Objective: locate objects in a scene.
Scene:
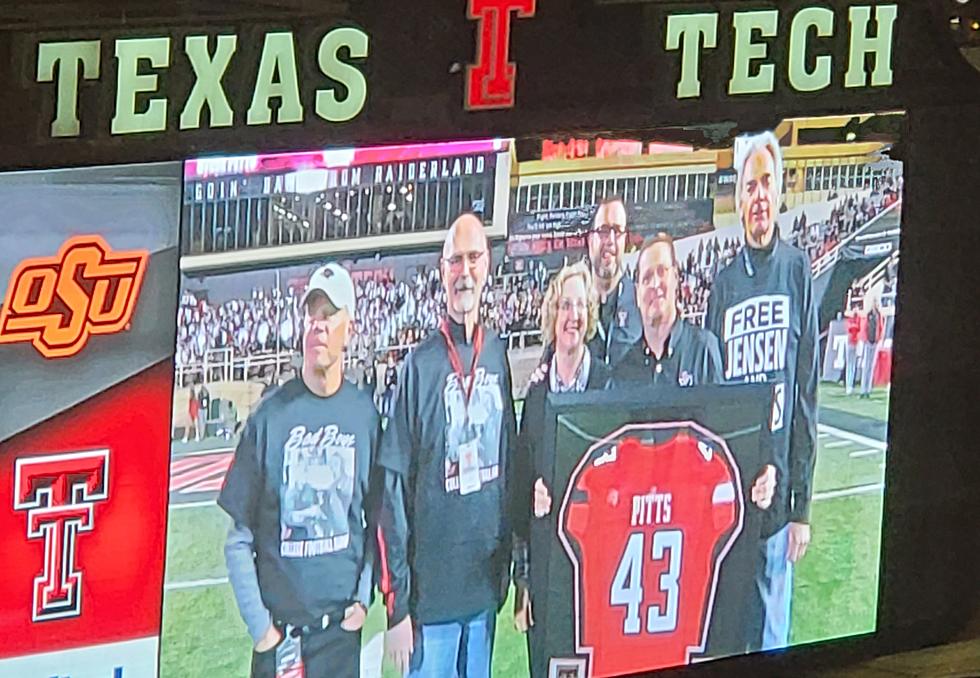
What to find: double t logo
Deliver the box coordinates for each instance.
[13,450,110,622]
[466,0,537,110]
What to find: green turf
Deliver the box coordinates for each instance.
[161,585,252,678]
[164,505,229,582]
[790,492,884,646]
[818,383,891,422]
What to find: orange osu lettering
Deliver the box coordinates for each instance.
[0,235,148,358]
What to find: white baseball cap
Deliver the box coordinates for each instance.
[301,263,356,319]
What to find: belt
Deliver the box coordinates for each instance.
[277,605,349,638]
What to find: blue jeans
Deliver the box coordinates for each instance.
[860,341,879,395]
[844,343,858,394]
[409,608,495,678]
[757,524,794,650]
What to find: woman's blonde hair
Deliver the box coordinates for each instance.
[540,261,600,348]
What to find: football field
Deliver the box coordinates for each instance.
[160,383,888,678]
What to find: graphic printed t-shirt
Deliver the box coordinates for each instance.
[559,427,742,677]
[378,319,517,623]
[219,378,380,625]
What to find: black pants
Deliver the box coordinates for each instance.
[250,624,360,678]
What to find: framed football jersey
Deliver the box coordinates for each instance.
[528,385,771,678]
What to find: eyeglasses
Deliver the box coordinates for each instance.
[444,250,486,272]
[558,298,587,314]
[591,224,627,242]
[641,264,675,283]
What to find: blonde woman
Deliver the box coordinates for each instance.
[512,261,610,678]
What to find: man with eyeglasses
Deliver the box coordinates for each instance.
[586,196,643,367]
[219,262,381,678]
[612,234,724,389]
[378,212,518,677]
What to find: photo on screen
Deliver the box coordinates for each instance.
[162,115,902,678]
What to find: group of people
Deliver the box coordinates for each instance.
[676,236,742,321]
[176,257,549,394]
[175,287,299,375]
[789,190,890,263]
[843,283,887,399]
[218,130,820,678]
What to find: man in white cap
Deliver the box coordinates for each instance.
[220,262,382,678]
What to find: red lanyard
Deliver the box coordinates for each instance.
[439,318,484,412]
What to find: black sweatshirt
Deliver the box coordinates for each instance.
[376,318,518,626]
[705,232,819,534]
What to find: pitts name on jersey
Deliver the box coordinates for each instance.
[722,295,790,382]
[630,489,673,526]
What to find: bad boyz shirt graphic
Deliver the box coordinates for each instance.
[444,367,503,494]
[280,424,357,558]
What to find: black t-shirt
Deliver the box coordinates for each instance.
[218,378,380,625]
[378,319,518,623]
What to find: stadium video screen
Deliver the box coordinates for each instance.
[160,114,902,678]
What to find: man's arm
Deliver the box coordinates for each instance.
[218,419,276,646]
[225,522,273,644]
[376,357,416,629]
[701,329,724,385]
[790,265,819,525]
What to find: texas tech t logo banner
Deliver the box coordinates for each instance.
[0,163,179,676]
[13,450,109,622]
[466,0,536,110]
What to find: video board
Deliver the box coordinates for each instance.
[157,113,902,678]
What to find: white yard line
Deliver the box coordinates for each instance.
[171,447,235,459]
[818,424,887,451]
[813,482,884,501]
[360,633,384,678]
[165,577,228,591]
[169,499,218,511]
[824,440,854,449]
[818,432,830,439]
[850,448,883,459]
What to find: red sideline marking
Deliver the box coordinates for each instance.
[377,525,394,619]
[170,453,233,494]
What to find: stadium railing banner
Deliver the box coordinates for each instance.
[160,114,903,678]
[0,163,183,677]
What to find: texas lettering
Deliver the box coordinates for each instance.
[35,27,370,138]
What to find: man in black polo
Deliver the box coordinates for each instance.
[586,196,643,367]
[613,234,776,514]
[612,234,723,388]
[219,263,380,678]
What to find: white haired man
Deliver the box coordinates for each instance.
[706,131,819,651]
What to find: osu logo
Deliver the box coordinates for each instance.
[13,449,110,622]
[0,235,148,358]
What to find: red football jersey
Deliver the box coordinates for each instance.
[558,424,743,677]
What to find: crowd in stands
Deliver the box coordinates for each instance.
[176,259,550,416]
[790,173,902,263]
[677,237,741,321]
